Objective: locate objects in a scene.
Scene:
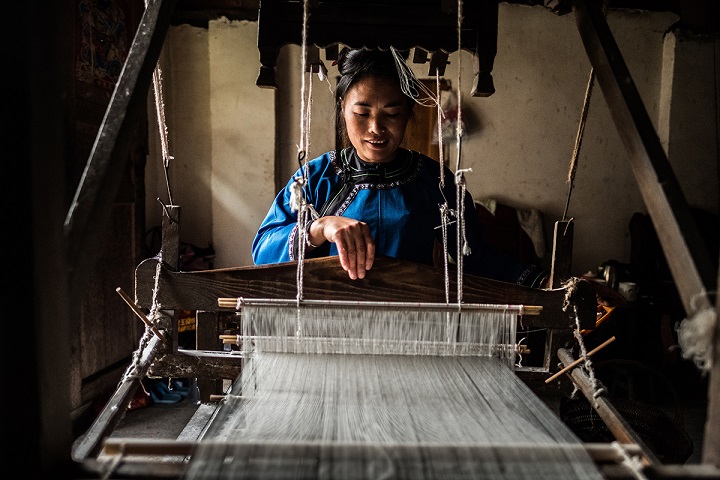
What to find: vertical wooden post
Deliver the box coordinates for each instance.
[161,205,181,353]
[549,220,574,289]
[196,311,224,402]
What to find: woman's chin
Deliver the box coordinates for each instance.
[359,148,395,163]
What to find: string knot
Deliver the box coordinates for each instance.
[289,176,306,213]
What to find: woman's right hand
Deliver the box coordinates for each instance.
[308,216,375,280]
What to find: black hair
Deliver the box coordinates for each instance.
[334,48,416,149]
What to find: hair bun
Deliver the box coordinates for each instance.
[336,47,351,75]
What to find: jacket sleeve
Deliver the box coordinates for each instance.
[251,175,303,264]
[252,154,337,264]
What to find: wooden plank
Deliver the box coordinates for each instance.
[160,205,182,353]
[134,256,574,327]
[572,0,716,317]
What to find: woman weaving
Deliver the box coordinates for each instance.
[252,47,547,287]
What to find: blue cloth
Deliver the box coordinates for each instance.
[252,148,546,287]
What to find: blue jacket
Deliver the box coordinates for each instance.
[252,148,546,287]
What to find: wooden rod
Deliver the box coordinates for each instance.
[102,438,634,461]
[545,335,615,383]
[116,287,167,344]
[219,335,530,354]
[218,297,541,315]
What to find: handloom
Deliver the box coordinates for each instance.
[67,0,720,476]
[181,299,604,480]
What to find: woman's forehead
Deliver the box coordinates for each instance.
[345,76,406,105]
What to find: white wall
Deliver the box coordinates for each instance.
[147,20,275,267]
[148,5,718,277]
[147,24,213,250]
[208,19,275,268]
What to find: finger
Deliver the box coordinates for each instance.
[344,239,359,280]
[354,225,373,279]
[362,224,375,271]
[355,244,366,279]
[335,233,358,280]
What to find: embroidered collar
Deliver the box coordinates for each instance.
[333,148,420,186]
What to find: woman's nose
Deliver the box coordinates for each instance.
[369,116,385,133]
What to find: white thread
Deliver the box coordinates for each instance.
[390,47,439,108]
[292,0,313,305]
[436,72,446,187]
[614,442,649,480]
[439,203,453,304]
[185,303,604,480]
[676,291,717,372]
[562,277,601,404]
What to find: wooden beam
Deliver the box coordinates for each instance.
[134,256,571,325]
[71,332,166,461]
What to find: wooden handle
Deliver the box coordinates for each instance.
[116,287,167,344]
[545,336,616,383]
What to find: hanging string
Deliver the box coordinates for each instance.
[298,0,310,164]
[436,73,446,188]
[562,0,607,221]
[436,72,453,306]
[562,277,604,405]
[143,0,176,358]
[391,47,440,108]
[293,0,310,307]
[454,0,468,306]
[562,69,594,221]
[290,0,321,310]
[145,0,174,206]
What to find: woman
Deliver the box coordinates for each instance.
[252,47,547,287]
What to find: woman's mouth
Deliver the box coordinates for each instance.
[365,139,388,148]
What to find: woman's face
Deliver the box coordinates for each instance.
[341,76,411,163]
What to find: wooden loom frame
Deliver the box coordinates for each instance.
[67,0,720,478]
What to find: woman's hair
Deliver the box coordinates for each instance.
[334,48,416,149]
